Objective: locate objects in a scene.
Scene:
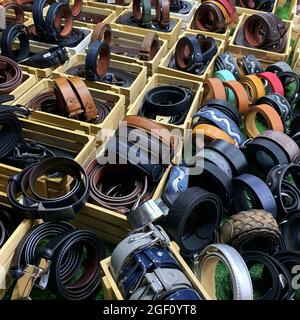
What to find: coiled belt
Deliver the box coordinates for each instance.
[11,222,105,300]
[2,0,25,24]
[7,157,90,222]
[0,206,21,249]
[237,0,275,12]
[0,55,23,93]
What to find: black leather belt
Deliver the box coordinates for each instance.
[139,85,192,125]
[1,24,29,62]
[273,251,300,276]
[242,251,294,300]
[240,54,264,75]
[32,0,55,35]
[215,51,241,80]
[280,212,300,252]
[7,157,90,222]
[23,46,69,69]
[11,222,106,300]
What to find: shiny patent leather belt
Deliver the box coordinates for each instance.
[7,157,90,222]
[11,222,105,300]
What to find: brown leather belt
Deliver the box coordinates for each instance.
[241,75,266,105]
[91,22,112,44]
[223,80,249,114]
[202,78,227,103]
[0,55,23,93]
[2,0,24,24]
[139,32,159,61]
[236,13,287,53]
[155,0,170,28]
[68,0,82,17]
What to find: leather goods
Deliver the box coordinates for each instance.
[91,23,112,44]
[67,0,82,17]
[202,78,226,102]
[192,123,235,146]
[193,106,245,146]
[241,75,266,105]
[273,251,300,278]
[266,164,300,221]
[133,0,152,26]
[11,222,105,300]
[32,0,56,36]
[239,54,264,75]
[2,0,24,24]
[174,35,217,75]
[0,206,20,248]
[242,251,294,300]
[266,62,292,74]
[0,55,22,94]
[23,46,69,68]
[198,99,241,125]
[237,0,275,12]
[220,209,280,253]
[215,51,241,80]
[241,138,290,179]
[155,0,170,28]
[204,148,233,178]
[44,2,73,40]
[258,72,284,96]
[189,160,233,212]
[159,186,223,257]
[198,244,253,300]
[223,80,249,114]
[244,104,284,138]
[280,212,300,252]
[277,71,300,106]
[236,13,287,53]
[256,94,291,125]
[1,23,29,62]
[140,85,191,125]
[213,70,236,104]
[85,40,110,81]
[258,130,300,163]
[53,77,83,118]
[139,32,159,61]
[7,157,90,221]
[232,174,277,218]
[207,139,248,176]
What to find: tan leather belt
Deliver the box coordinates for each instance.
[241,75,266,105]
[203,78,227,103]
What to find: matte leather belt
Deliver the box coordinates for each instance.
[266,62,292,74]
[232,174,278,218]
[204,148,233,178]
[241,138,289,179]
[215,51,241,80]
[241,75,266,105]
[139,32,159,61]
[133,0,152,26]
[239,54,264,75]
[85,40,110,81]
[266,164,300,221]
[32,0,55,35]
[7,157,90,221]
[280,213,300,252]
[91,22,112,44]
[202,78,226,102]
[235,13,287,53]
[140,85,192,125]
[0,24,29,62]
[220,209,280,253]
[213,70,236,104]
[223,80,249,114]
[11,222,105,300]
[244,104,284,138]
[155,0,170,28]
[242,251,294,300]
[0,206,19,249]
[174,35,217,75]
[273,251,300,279]
[258,72,284,96]
[23,46,69,69]
[198,244,253,300]
[237,0,275,12]
[2,0,25,24]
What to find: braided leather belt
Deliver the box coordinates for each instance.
[235,13,287,53]
[198,244,253,300]
[11,222,105,300]
[7,157,90,222]
[220,209,280,253]
[0,55,23,93]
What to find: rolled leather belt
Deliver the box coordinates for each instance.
[213,70,236,104]
[0,23,29,62]
[198,244,253,300]
[280,212,300,252]
[0,55,23,93]
[155,0,170,28]
[139,32,160,61]
[7,157,90,222]
[273,250,300,278]
[220,209,280,253]
[266,164,300,221]
[214,51,241,80]
[91,22,112,45]
[242,251,294,300]
[237,0,275,12]
[266,61,292,74]
[2,0,25,24]
[236,13,287,53]
[202,78,226,102]
[223,80,249,114]
[277,71,300,106]
[32,0,56,36]
[239,54,264,75]
[0,206,19,249]
[244,104,284,138]
[85,40,110,81]
[258,72,284,96]
[241,75,266,105]
[133,0,152,26]
[232,174,277,218]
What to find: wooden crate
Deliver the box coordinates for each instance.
[73,5,116,28]
[100,241,211,300]
[89,29,168,77]
[85,0,133,16]
[111,9,182,49]
[14,78,125,136]
[158,31,225,82]
[53,54,147,106]
[6,72,37,105]
[126,73,203,136]
[0,192,38,299]
[228,14,292,62]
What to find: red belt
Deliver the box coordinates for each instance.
[258,72,284,96]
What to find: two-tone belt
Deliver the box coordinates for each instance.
[258,72,285,96]
[7,157,90,222]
